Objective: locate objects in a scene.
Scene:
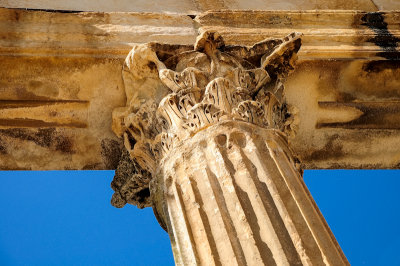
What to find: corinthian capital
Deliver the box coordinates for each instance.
[111,31,302,209]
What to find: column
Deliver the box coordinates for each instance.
[111,31,349,265]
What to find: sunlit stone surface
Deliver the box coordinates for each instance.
[112,31,348,265]
[0,2,399,265]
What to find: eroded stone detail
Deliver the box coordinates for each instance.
[110,31,350,265]
[111,31,302,208]
[111,149,152,209]
[159,121,349,265]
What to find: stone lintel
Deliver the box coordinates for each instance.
[0,8,399,170]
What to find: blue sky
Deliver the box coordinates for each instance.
[0,170,399,265]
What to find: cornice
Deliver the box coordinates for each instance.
[0,8,399,60]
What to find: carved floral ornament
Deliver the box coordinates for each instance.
[110,31,302,209]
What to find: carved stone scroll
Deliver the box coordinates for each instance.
[111,31,349,265]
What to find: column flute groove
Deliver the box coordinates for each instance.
[214,139,289,265]
[203,165,247,266]
[206,140,269,265]
[184,176,222,266]
[265,138,348,264]
[236,147,303,265]
[248,137,324,265]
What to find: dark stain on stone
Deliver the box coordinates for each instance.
[54,135,73,153]
[304,161,390,170]
[14,11,20,21]
[0,138,7,154]
[0,99,89,110]
[147,61,157,71]
[0,118,87,128]
[101,138,122,169]
[336,92,357,102]
[305,134,344,161]
[82,163,102,170]
[0,165,32,170]
[11,7,84,13]
[318,101,400,129]
[361,12,400,60]
[0,128,75,154]
[362,60,400,73]
[268,15,292,26]
[28,80,43,90]
[15,87,55,101]
[0,128,55,148]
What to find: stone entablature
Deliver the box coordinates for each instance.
[1,8,399,172]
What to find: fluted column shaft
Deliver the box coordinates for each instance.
[158,121,348,266]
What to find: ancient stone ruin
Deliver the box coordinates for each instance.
[1,1,399,265]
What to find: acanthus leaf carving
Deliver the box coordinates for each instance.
[111,31,302,208]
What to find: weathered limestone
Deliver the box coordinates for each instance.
[0,8,196,170]
[199,10,400,169]
[111,31,348,265]
[1,8,399,171]
[160,121,348,265]
[0,5,399,265]
[0,0,390,13]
